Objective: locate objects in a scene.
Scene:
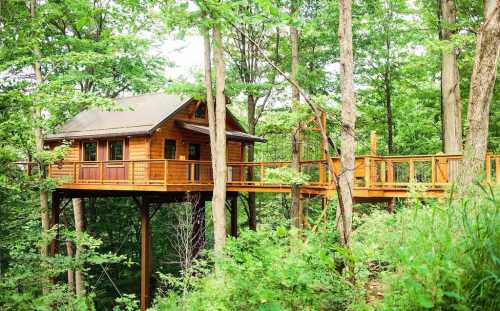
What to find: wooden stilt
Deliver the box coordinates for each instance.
[140,198,151,311]
[387,198,395,213]
[230,195,238,237]
[50,191,61,256]
[191,195,205,258]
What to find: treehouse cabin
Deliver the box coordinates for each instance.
[45,93,265,190]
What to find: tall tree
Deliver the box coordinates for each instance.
[460,0,500,187]
[337,0,355,246]
[212,24,228,258]
[72,198,85,296]
[29,0,50,294]
[440,0,462,154]
[290,0,303,229]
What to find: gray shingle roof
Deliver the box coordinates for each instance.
[45,93,193,141]
[45,93,265,143]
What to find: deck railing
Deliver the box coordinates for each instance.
[13,154,499,190]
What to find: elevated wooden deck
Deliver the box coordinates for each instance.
[18,153,499,201]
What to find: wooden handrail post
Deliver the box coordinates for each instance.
[485,154,491,184]
[387,160,394,185]
[431,156,436,189]
[364,157,371,188]
[131,161,135,185]
[380,160,386,186]
[100,161,104,184]
[73,162,76,183]
[164,160,168,188]
[190,163,195,183]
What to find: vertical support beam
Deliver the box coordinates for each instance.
[50,191,61,256]
[485,154,491,183]
[99,161,104,184]
[387,160,394,185]
[409,159,415,182]
[370,130,377,156]
[431,156,436,189]
[380,161,386,186]
[140,199,151,311]
[364,157,371,188]
[230,194,238,237]
[387,198,395,213]
[191,194,205,258]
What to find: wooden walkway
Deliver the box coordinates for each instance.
[19,153,499,201]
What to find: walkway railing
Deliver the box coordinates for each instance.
[14,154,499,190]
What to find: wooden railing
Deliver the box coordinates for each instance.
[13,154,499,190]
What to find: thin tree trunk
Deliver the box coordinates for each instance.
[30,0,50,295]
[212,25,227,259]
[62,212,75,294]
[73,198,86,296]
[460,0,500,189]
[337,0,355,247]
[247,95,257,230]
[384,36,394,154]
[441,0,462,154]
[290,0,303,229]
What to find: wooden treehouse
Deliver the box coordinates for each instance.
[20,93,498,310]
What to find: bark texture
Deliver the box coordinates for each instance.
[441,0,462,154]
[460,0,500,188]
[72,198,86,296]
[30,0,50,294]
[290,1,303,229]
[212,26,227,258]
[337,0,356,247]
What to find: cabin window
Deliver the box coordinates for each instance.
[83,142,97,161]
[108,140,124,161]
[164,139,176,159]
[194,105,206,119]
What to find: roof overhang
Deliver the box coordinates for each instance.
[176,121,266,143]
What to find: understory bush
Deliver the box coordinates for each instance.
[353,186,500,310]
[152,227,354,311]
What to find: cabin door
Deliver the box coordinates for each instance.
[188,143,201,181]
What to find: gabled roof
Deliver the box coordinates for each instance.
[45,93,263,143]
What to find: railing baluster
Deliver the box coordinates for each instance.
[100,161,104,184]
[163,160,168,190]
[496,156,499,184]
[260,164,264,185]
[73,162,76,183]
[485,154,491,184]
[409,159,415,182]
[380,160,386,186]
[431,156,436,189]
[364,157,371,188]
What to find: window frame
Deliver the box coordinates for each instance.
[107,139,125,161]
[82,141,98,162]
[164,139,177,160]
[194,105,206,119]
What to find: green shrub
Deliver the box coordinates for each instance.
[153,227,354,310]
[353,187,500,310]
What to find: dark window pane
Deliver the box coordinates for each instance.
[164,139,176,159]
[195,105,206,118]
[109,140,123,160]
[83,142,97,161]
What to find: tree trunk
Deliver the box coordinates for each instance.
[441,0,462,154]
[337,0,355,247]
[30,0,50,294]
[290,1,303,229]
[247,95,257,230]
[384,37,394,154]
[62,212,75,294]
[73,198,86,296]
[460,0,500,189]
[212,25,227,259]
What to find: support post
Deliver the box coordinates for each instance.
[230,194,238,237]
[50,191,61,256]
[191,195,205,258]
[140,199,151,311]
